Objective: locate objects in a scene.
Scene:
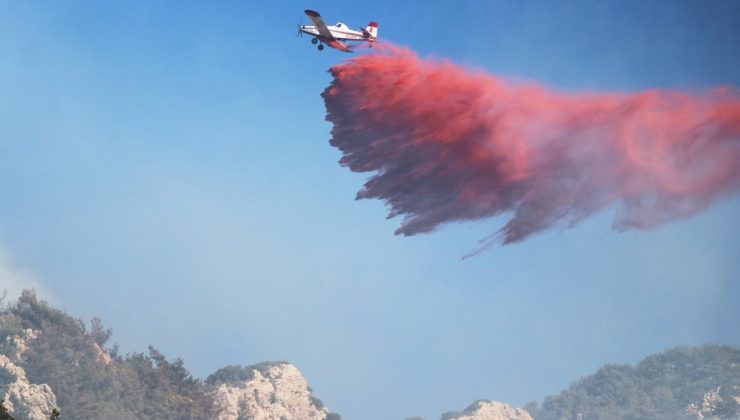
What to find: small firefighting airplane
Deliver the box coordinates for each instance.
[298,9,378,52]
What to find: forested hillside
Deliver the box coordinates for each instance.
[533,345,740,420]
[0,290,207,419]
[0,290,338,420]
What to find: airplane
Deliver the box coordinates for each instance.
[298,9,378,53]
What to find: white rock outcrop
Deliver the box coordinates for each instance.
[686,386,740,419]
[0,354,58,420]
[93,342,112,366]
[3,329,40,362]
[207,362,330,420]
[444,400,533,420]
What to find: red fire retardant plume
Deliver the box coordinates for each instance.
[322,45,740,255]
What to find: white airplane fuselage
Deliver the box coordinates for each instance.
[299,23,366,42]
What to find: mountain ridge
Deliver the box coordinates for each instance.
[1,290,738,420]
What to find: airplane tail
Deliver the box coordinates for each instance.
[363,21,378,40]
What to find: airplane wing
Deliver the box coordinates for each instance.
[327,40,353,53]
[304,10,336,41]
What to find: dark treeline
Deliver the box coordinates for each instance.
[530,345,740,420]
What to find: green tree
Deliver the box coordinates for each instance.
[89,317,112,348]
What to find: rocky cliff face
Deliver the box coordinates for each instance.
[442,400,532,420]
[206,362,333,420]
[0,330,58,420]
[2,329,40,363]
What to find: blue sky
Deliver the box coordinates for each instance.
[1,1,739,419]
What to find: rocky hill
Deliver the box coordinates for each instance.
[0,290,338,420]
[533,345,740,420]
[441,346,740,420]
[2,290,739,420]
[207,362,335,420]
[440,400,532,420]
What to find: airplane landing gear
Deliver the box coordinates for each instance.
[318,44,324,51]
[311,38,318,45]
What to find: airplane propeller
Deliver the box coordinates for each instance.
[296,17,305,38]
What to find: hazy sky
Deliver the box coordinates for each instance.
[1,1,739,419]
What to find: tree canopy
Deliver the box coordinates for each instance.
[1,290,207,419]
[536,345,740,420]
